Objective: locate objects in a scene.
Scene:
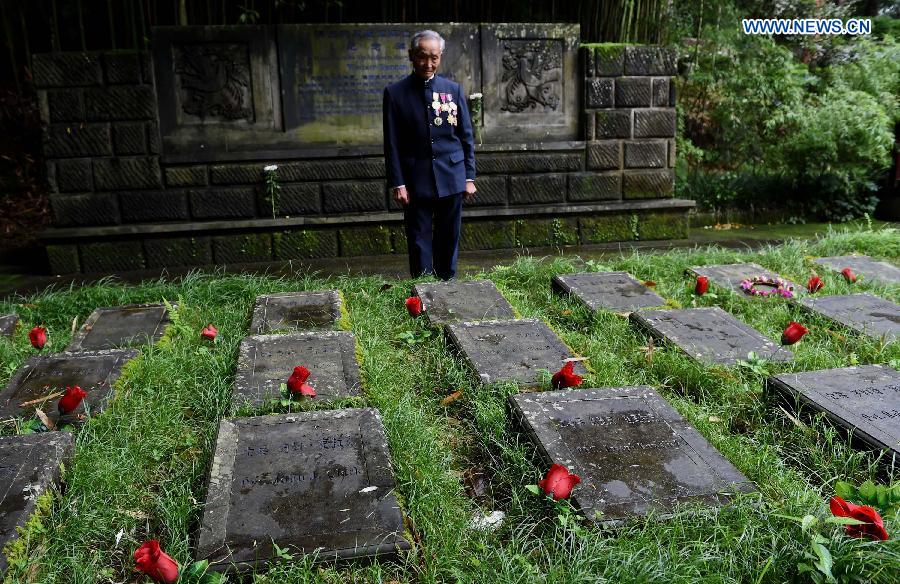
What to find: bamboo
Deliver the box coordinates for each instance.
[108,0,117,49]
[0,0,20,92]
[77,0,87,50]
[179,0,187,25]
[17,1,30,74]
[50,0,60,51]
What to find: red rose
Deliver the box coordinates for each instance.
[134,540,179,583]
[695,276,709,295]
[287,365,316,397]
[58,385,87,414]
[841,267,857,283]
[551,361,583,389]
[538,463,581,500]
[405,296,423,317]
[829,496,889,541]
[807,276,824,293]
[28,326,47,350]
[200,324,218,340]
[781,321,809,345]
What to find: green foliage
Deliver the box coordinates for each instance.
[835,480,900,517]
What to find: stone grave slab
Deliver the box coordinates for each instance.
[196,408,410,572]
[798,294,900,342]
[813,256,900,285]
[687,263,800,297]
[412,280,515,326]
[233,331,361,408]
[510,386,756,524]
[767,365,900,460]
[445,318,586,386]
[0,315,18,337]
[552,271,666,314]
[67,303,170,351]
[630,307,793,365]
[0,349,137,425]
[249,290,343,334]
[0,432,75,573]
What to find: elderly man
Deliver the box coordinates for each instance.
[383,29,476,280]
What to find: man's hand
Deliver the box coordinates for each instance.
[464,181,477,201]
[392,186,409,205]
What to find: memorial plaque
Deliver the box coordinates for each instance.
[0,433,75,573]
[0,315,18,337]
[630,307,793,365]
[510,386,755,524]
[67,304,170,351]
[767,365,900,460]
[687,263,800,297]
[813,256,900,285]
[196,408,410,572]
[233,331,361,408]
[250,290,343,334]
[0,349,137,424]
[445,318,586,386]
[412,280,515,326]
[552,271,665,314]
[798,294,900,342]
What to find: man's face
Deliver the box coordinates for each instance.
[409,37,442,79]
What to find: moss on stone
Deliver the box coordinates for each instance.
[579,214,635,243]
[340,226,392,256]
[639,212,689,241]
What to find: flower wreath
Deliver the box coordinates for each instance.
[739,275,794,298]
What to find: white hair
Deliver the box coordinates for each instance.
[410,30,445,53]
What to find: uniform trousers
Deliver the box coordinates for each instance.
[403,192,463,280]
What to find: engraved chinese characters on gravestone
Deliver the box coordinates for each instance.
[196,409,410,572]
[799,294,900,342]
[0,349,137,424]
[510,387,756,524]
[814,256,900,285]
[552,272,665,314]
[413,280,515,326]
[767,365,900,460]
[233,331,360,408]
[687,263,800,297]
[0,433,74,574]
[67,304,170,351]
[445,319,585,386]
[249,290,343,334]
[630,307,792,365]
[0,315,18,337]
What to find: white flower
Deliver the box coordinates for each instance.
[470,510,505,531]
[264,164,279,172]
[469,93,483,99]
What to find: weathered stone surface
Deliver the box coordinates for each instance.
[651,78,669,107]
[463,175,507,207]
[93,157,163,190]
[165,166,208,187]
[103,52,142,84]
[553,271,665,314]
[595,45,625,76]
[277,184,321,215]
[44,123,111,158]
[510,386,756,525]
[579,214,634,243]
[249,291,343,334]
[630,307,793,365]
[624,141,667,169]
[586,141,621,171]
[668,139,676,168]
[413,280,515,326]
[144,237,213,268]
[212,234,273,264]
[233,332,361,407]
[623,169,674,199]
[583,46,596,77]
[516,218,579,247]
[50,193,120,227]
[477,153,582,174]
[32,53,102,87]
[798,294,900,342]
[669,80,676,106]
[640,211,688,240]
[196,409,409,572]
[112,122,148,155]
[81,241,145,272]
[120,190,190,222]
[0,433,75,573]
[0,315,18,337]
[52,158,93,192]
[339,226,392,256]
[813,256,900,285]
[84,86,156,120]
[68,304,170,352]
[190,188,257,219]
[273,230,339,260]
[624,46,677,76]
[46,244,80,274]
[323,182,386,213]
[586,78,613,108]
[445,318,586,387]
[595,110,632,139]
[633,110,676,138]
[460,221,516,250]
[687,263,799,297]
[767,365,900,461]
[147,121,160,154]
[279,158,387,182]
[47,89,84,122]
[615,78,652,107]
[0,348,137,424]
[568,172,621,201]
[509,175,567,204]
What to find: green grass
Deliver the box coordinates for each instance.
[1,225,899,583]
